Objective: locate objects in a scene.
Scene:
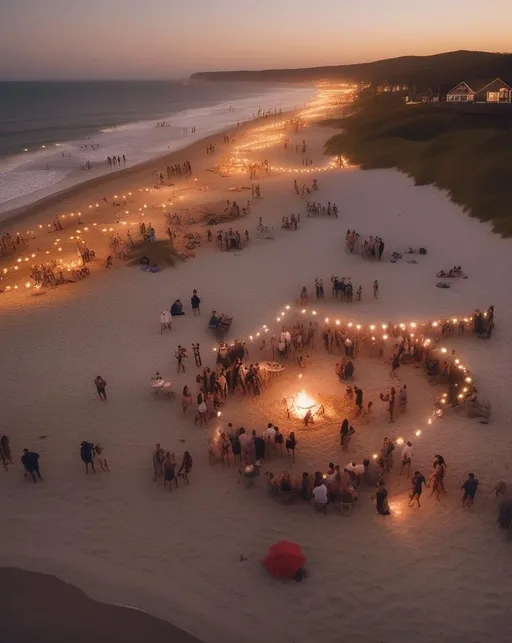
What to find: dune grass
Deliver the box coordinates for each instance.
[324,94,512,236]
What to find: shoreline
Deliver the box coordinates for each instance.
[0,128,232,229]
[0,127,226,230]
[0,83,316,221]
[0,108,304,234]
[0,103,316,296]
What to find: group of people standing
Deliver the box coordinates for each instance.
[216,228,249,251]
[211,423,297,467]
[164,160,192,181]
[106,154,126,169]
[306,201,338,217]
[152,444,193,491]
[80,441,109,474]
[345,230,385,260]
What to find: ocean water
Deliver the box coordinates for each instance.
[0,81,315,216]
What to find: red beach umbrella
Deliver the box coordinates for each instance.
[262,541,306,580]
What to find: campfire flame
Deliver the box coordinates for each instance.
[295,390,316,410]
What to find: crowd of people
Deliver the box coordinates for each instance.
[216,228,249,250]
[293,178,318,197]
[259,428,479,515]
[345,230,385,260]
[284,138,307,155]
[105,155,126,169]
[2,230,35,254]
[437,308,494,339]
[282,214,299,230]
[152,444,193,491]
[306,201,338,217]
[27,260,92,287]
[298,277,379,305]
[7,295,493,524]
[209,423,297,468]
[162,160,193,181]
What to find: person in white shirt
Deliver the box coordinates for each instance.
[345,461,364,487]
[400,441,413,477]
[326,464,339,484]
[263,423,276,459]
[263,423,276,441]
[345,462,365,475]
[313,483,328,506]
[238,429,251,460]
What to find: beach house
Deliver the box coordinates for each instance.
[446,81,475,102]
[474,78,512,103]
[446,78,512,104]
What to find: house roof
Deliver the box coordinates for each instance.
[474,77,512,94]
[447,81,475,95]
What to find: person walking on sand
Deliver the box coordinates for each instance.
[163,451,178,492]
[409,470,426,507]
[80,441,96,474]
[379,437,395,473]
[182,385,193,414]
[340,418,353,451]
[375,479,390,515]
[461,472,479,508]
[178,451,193,483]
[354,386,363,416]
[373,280,379,299]
[429,454,447,500]
[192,343,202,367]
[195,392,209,427]
[160,311,170,334]
[390,354,400,380]
[380,387,396,422]
[94,443,110,472]
[94,375,107,400]
[0,441,9,471]
[0,435,13,466]
[21,449,43,483]
[175,346,187,373]
[191,289,201,316]
[400,441,413,477]
[153,443,165,481]
[286,431,297,463]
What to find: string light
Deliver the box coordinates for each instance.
[215,301,478,453]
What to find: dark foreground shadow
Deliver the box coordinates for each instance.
[0,567,203,643]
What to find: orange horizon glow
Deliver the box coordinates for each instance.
[1,0,511,80]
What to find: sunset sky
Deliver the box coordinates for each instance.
[1,0,511,80]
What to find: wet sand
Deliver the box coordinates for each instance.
[0,567,203,643]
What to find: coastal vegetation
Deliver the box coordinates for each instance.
[324,93,512,236]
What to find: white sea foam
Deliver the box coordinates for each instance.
[0,85,315,217]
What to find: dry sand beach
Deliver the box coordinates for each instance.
[1,88,512,643]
